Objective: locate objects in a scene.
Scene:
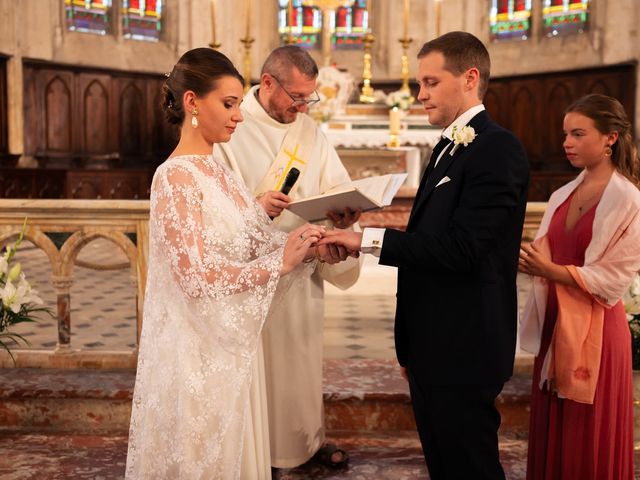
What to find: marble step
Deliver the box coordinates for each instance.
[0,360,532,435]
[0,429,531,480]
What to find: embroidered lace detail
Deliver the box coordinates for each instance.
[126,154,301,479]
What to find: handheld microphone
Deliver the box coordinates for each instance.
[269,167,300,219]
[279,167,300,195]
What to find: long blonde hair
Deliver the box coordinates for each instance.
[566,94,640,187]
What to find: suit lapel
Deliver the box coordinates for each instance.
[408,111,492,229]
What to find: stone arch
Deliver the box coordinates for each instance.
[59,230,137,280]
[0,227,61,276]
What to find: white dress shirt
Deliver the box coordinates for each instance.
[360,104,486,258]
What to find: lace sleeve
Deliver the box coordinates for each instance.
[152,162,285,300]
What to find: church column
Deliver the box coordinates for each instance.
[52,275,73,350]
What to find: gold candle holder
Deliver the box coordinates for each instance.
[399,37,413,96]
[359,31,375,103]
[240,37,255,94]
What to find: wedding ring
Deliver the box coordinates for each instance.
[300,234,305,240]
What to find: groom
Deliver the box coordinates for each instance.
[321,31,529,478]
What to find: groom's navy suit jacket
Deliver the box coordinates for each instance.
[380,111,529,386]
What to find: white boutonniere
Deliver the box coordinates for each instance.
[450,125,477,156]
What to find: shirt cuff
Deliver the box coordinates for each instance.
[361,228,385,257]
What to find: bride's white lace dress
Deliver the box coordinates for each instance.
[125,154,304,479]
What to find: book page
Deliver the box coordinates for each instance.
[326,173,408,205]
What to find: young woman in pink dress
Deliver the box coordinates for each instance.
[519,94,640,480]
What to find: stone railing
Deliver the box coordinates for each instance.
[0,199,149,368]
[0,199,547,368]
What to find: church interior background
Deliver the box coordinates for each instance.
[0,0,639,478]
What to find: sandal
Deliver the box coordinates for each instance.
[311,443,349,469]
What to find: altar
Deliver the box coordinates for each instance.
[321,108,442,230]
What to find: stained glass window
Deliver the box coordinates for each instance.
[279,0,322,47]
[332,0,369,49]
[489,0,532,41]
[543,0,590,37]
[122,0,163,42]
[65,0,113,36]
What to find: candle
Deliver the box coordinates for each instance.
[210,0,217,46]
[435,0,441,37]
[403,0,409,39]
[367,0,372,31]
[389,107,401,135]
[245,0,251,39]
[288,0,294,38]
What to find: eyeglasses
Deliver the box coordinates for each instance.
[271,75,320,108]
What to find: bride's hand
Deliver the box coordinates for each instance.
[281,224,325,275]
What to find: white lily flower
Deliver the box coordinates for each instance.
[17,274,42,305]
[7,262,21,282]
[0,256,7,278]
[1,280,23,314]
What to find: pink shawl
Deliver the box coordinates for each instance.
[520,170,640,404]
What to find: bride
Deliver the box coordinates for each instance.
[125,48,324,479]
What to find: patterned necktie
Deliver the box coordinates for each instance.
[415,136,450,201]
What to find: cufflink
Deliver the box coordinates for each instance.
[372,240,380,247]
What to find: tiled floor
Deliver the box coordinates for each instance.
[8,239,532,362]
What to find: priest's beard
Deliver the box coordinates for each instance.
[265,98,299,124]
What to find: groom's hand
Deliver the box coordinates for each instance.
[318,230,363,253]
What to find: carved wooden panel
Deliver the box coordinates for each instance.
[542,77,577,171]
[0,169,65,198]
[78,73,111,156]
[487,64,635,201]
[483,83,507,127]
[509,80,541,167]
[147,78,177,165]
[0,56,7,159]
[23,62,177,170]
[67,171,103,199]
[117,78,146,163]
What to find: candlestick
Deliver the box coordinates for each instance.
[359,30,375,103]
[403,0,409,40]
[285,0,295,44]
[240,37,255,94]
[209,0,221,49]
[245,0,251,40]
[399,37,413,96]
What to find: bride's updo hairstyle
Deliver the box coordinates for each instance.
[162,48,244,126]
[566,94,640,187]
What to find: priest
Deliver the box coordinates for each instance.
[215,45,361,469]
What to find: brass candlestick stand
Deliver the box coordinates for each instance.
[399,37,413,95]
[359,30,375,103]
[209,41,222,49]
[240,37,255,94]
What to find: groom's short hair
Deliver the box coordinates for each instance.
[418,31,491,99]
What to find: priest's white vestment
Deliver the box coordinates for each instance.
[215,86,360,467]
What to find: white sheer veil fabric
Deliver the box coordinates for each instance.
[126,154,307,479]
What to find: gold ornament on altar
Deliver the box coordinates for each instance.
[305,0,355,67]
[240,0,254,93]
[359,0,375,103]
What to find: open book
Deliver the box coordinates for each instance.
[287,173,408,222]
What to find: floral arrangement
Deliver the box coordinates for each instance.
[385,90,413,111]
[624,274,640,370]
[0,220,46,362]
